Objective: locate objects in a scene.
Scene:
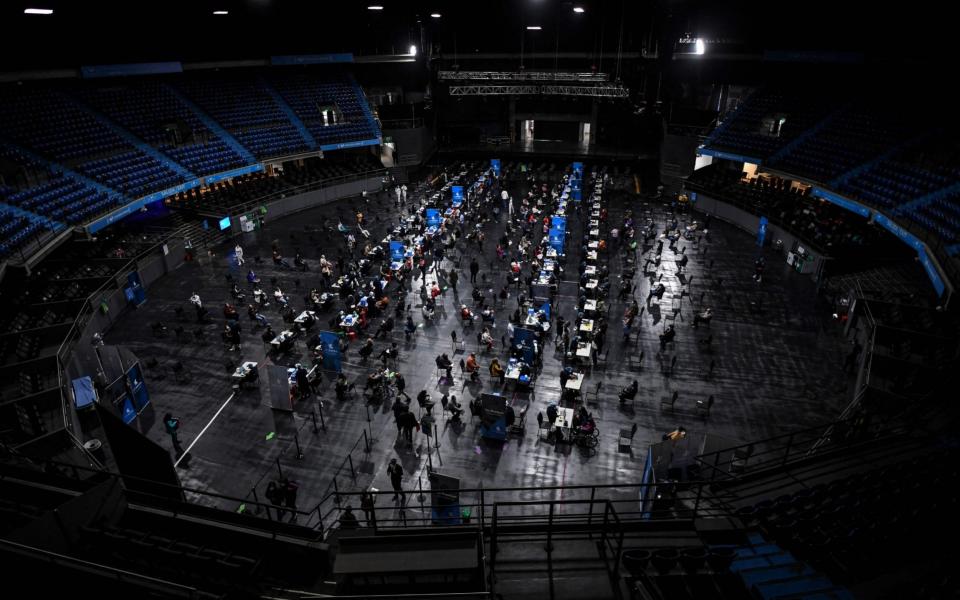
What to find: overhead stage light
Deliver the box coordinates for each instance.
[24,8,54,14]
[695,38,705,55]
[213,10,229,15]
[410,45,417,56]
[527,26,542,30]
[430,13,441,18]
[573,6,585,13]
[368,5,384,10]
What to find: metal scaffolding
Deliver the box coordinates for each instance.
[447,84,630,98]
[438,70,610,82]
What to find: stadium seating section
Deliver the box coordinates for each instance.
[0,68,381,254]
[702,88,960,248]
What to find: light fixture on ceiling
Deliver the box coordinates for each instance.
[695,38,705,55]
[573,6,585,13]
[213,10,229,15]
[24,8,53,14]
[368,5,384,10]
[527,26,542,30]
[410,45,417,56]
[430,13,441,18]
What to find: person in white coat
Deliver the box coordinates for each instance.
[235,244,244,266]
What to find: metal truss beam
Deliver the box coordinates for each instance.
[448,84,629,98]
[438,70,610,82]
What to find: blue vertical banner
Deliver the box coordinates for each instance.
[491,159,501,176]
[389,241,405,261]
[550,216,567,232]
[451,186,464,206]
[319,331,342,372]
[757,216,768,247]
[548,228,565,253]
[572,162,584,175]
[570,176,582,202]
[425,208,441,228]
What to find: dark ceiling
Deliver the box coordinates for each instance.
[0,0,944,72]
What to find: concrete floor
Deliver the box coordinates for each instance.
[104,164,852,522]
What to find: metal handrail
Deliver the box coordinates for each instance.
[219,168,388,218]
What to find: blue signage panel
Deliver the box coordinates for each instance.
[812,187,871,218]
[918,248,946,297]
[550,216,566,231]
[81,62,183,78]
[426,209,441,227]
[548,228,565,252]
[88,179,204,234]
[873,214,923,251]
[572,161,584,174]
[205,164,263,185]
[319,138,381,152]
[698,147,763,165]
[757,216,768,247]
[319,331,342,372]
[452,186,464,204]
[491,159,501,175]
[389,241,405,261]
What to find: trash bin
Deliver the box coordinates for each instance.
[83,439,106,465]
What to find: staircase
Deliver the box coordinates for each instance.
[259,79,317,150]
[723,533,852,600]
[162,84,257,165]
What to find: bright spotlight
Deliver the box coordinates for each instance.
[430,13,441,18]
[573,6,585,13]
[695,38,705,55]
[213,10,229,15]
[527,26,542,30]
[410,45,417,56]
[24,8,54,14]
[367,5,384,10]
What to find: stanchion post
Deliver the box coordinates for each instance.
[294,431,304,460]
[251,487,262,515]
[311,409,318,434]
[318,400,327,431]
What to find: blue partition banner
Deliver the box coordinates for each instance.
[572,188,582,201]
[81,62,183,78]
[426,208,441,227]
[271,53,355,65]
[572,162,584,174]
[873,213,924,251]
[88,179,203,234]
[452,186,464,204]
[491,159,501,176]
[319,331,342,372]
[539,301,551,319]
[319,137,381,151]
[513,327,538,364]
[120,397,137,424]
[812,188,871,218]
[757,216,768,247]
[919,248,946,297]
[548,228,565,252]
[389,241,405,261]
[205,163,263,185]
[550,216,566,232]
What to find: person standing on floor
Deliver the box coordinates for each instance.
[449,268,459,293]
[388,458,405,502]
[360,490,377,528]
[235,244,244,266]
[265,480,285,521]
[469,258,480,284]
[163,413,182,453]
[283,478,299,522]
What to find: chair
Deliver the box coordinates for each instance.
[538,413,552,441]
[730,444,753,473]
[660,391,678,411]
[586,381,602,404]
[618,423,638,450]
[696,395,714,416]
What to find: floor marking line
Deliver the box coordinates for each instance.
[174,392,235,468]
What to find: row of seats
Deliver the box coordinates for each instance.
[0,213,44,258]
[268,73,380,144]
[78,149,187,198]
[232,123,310,159]
[159,139,246,177]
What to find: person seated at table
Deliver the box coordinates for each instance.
[403,315,417,340]
[625,300,640,321]
[619,380,639,404]
[358,337,375,361]
[430,283,442,300]
[559,366,573,389]
[471,287,486,308]
[489,358,505,383]
[223,303,239,321]
[294,251,308,271]
[480,328,494,352]
[648,283,666,302]
[465,353,481,382]
[546,403,559,426]
[252,285,266,306]
[231,283,245,301]
[378,342,399,365]
[460,304,476,322]
[335,374,353,400]
[260,324,276,343]
[693,307,713,328]
[247,269,260,285]
[274,287,289,307]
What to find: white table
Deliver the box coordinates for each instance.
[588,241,599,250]
[583,299,598,312]
[339,314,359,328]
[564,374,584,391]
[270,331,294,347]
[579,319,594,333]
[232,361,258,379]
[585,279,599,290]
[554,407,574,437]
[575,343,593,358]
[294,310,316,325]
[589,229,600,238]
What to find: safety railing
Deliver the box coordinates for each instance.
[223,168,388,218]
